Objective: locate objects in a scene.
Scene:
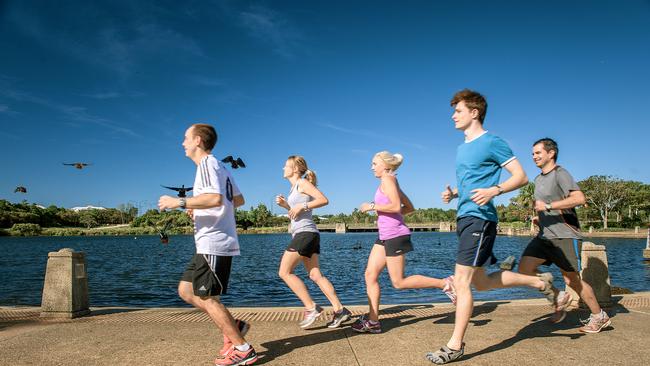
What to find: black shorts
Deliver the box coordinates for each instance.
[286,232,320,258]
[180,254,232,297]
[375,234,414,257]
[456,216,498,267]
[522,237,582,272]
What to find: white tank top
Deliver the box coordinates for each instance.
[287,179,318,235]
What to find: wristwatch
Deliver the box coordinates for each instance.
[179,198,187,209]
[369,202,376,210]
[495,184,504,195]
[545,202,552,212]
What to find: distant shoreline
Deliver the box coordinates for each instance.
[1,226,646,239]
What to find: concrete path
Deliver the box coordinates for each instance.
[1,293,649,365]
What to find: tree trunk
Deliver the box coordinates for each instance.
[616,211,620,222]
[603,207,608,229]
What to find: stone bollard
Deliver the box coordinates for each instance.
[439,221,452,232]
[335,223,348,234]
[635,226,639,234]
[566,242,612,309]
[40,248,90,318]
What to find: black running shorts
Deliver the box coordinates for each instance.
[286,231,320,258]
[456,216,498,267]
[180,254,232,297]
[375,234,414,257]
[522,237,582,272]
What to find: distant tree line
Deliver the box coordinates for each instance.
[0,200,138,230]
[1,175,647,236]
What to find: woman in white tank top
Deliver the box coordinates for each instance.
[275,155,351,329]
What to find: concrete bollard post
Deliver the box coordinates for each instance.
[635,226,639,234]
[566,242,612,309]
[40,248,90,318]
[335,223,348,234]
[439,221,452,232]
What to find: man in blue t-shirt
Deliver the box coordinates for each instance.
[426,89,558,365]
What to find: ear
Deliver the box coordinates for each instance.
[470,108,480,120]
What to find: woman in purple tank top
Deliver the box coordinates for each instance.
[351,151,456,334]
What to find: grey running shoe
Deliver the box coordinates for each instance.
[425,343,465,364]
[579,310,611,333]
[351,315,381,333]
[327,307,352,328]
[549,291,571,324]
[537,272,557,304]
[299,304,323,328]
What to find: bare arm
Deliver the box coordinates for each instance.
[233,194,245,208]
[470,158,528,206]
[361,176,401,213]
[158,193,223,210]
[534,190,586,212]
[287,179,328,219]
[399,187,415,215]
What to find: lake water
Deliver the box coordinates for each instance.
[1,233,648,308]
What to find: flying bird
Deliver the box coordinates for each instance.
[63,162,92,169]
[161,184,193,198]
[221,156,246,169]
[14,186,27,193]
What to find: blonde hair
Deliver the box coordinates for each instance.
[374,151,404,172]
[287,155,318,186]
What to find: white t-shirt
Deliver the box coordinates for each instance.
[192,154,241,256]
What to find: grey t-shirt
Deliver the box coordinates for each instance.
[534,166,582,239]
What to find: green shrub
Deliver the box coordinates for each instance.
[10,223,42,236]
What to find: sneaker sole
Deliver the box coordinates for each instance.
[580,319,612,333]
[327,313,351,328]
[299,312,322,329]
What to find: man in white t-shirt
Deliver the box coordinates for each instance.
[158,123,257,366]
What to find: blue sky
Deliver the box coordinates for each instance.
[1,0,649,215]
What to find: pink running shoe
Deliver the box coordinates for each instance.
[219,320,250,356]
[442,276,457,305]
[215,345,258,366]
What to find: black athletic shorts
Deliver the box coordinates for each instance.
[456,216,498,267]
[522,237,582,272]
[180,254,232,297]
[375,234,414,257]
[286,231,320,258]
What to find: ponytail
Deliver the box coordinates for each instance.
[304,169,318,187]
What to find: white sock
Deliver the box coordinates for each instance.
[235,343,250,352]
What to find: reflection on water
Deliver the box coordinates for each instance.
[0,233,647,307]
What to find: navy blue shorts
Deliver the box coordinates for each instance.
[456,216,498,267]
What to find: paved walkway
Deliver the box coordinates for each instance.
[1,293,649,365]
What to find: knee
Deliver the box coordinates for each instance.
[278,269,291,281]
[390,279,406,290]
[178,286,194,304]
[364,269,379,284]
[473,281,489,292]
[309,270,323,283]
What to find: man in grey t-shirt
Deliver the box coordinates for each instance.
[519,138,611,333]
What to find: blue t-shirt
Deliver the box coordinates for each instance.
[456,132,515,222]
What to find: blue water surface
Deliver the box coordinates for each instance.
[0,233,647,307]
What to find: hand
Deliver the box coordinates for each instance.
[441,185,454,204]
[186,209,195,222]
[275,194,287,207]
[470,187,499,206]
[288,205,303,220]
[158,195,179,210]
[359,202,373,213]
[534,200,548,212]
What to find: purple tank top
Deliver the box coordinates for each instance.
[374,186,410,240]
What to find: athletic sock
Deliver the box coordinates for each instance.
[235,343,250,352]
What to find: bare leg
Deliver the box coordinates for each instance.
[178,281,245,345]
[278,251,316,309]
[447,264,475,350]
[472,265,545,292]
[385,254,445,289]
[563,271,602,315]
[303,254,343,312]
[365,244,387,322]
